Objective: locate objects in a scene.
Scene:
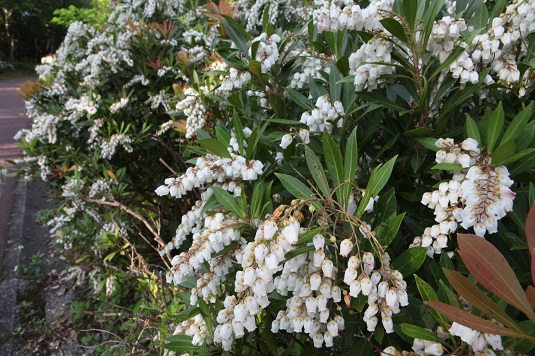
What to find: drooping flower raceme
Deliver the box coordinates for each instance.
[252,33,281,73]
[411,138,515,256]
[449,322,504,353]
[300,95,344,133]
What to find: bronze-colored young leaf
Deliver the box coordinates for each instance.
[526,202,535,285]
[526,286,535,312]
[444,269,523,333]
[425,300,535,341]
[457,233,535,319]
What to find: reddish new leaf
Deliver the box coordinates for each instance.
[425,301,534,341]
[457,233,535,318]
[444,269,521,332]
[527,286,535,311]
[526,203,535,285]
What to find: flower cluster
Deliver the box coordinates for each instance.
[289,53,331,89]
[449,322,504,353]
[172,314,211,346]
[300,95,344,133]
[252,33,281,73]
[427,17,480,85]
[411,138,515,256]
[218,68,252,93]
[349,38,395,91]
[175,87,208,139]
[155,153,264,199]
[314,0,394,33]
[339,239,408,334]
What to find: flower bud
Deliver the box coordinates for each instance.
[339,239,353,257]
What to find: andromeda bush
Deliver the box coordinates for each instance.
[14,0,535,354]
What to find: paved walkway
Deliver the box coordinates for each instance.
[0,77,34,271]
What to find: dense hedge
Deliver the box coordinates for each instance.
[10,0,535,354]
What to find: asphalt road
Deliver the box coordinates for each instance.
[0,77,35,269]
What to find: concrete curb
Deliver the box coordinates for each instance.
[0,177,28,353]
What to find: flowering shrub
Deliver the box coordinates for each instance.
[13,0,535,353]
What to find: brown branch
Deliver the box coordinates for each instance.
[78,195,166,249]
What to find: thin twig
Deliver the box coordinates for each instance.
[77,195,166,248]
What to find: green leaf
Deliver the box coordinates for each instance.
[215,124,230,147]
[358,91,409,112]
[391,247,427,276]
[286,87,313,111]
[431,163,464,171]
[295,226,326,246]
[403,0,418,31]
[491,139,516,166]
[400,323,439,342]
[343,127,358,207]
[308,76,327,100]
[369,155,398,197]
[305,146,331,199]
[377,213,405,246]
[197,138,231,159]
[222,16,250,59]
[200,194,218,216]
[415,274,449,326]
[322,131,344,201]
[198,298,214,338]
[417,137,440,152]
[275,173,321,211]
[501,101,534,146]
[437,280,460,308]
[422,0,446,50]
[328,64,342,101]
[249,60,262,78]
[232,112,244,155]
[505,149,535,176]
[404,127,433,137]
[250,181,264,219]
[472,0,489,29]
[465,114,481,144]
[164,334,198,352]
[487,102,504,153]
[246,122,267,160]
[212,186,244,219]
[284,245,315,260]
[357,155,398,217]
[380,18,409,44]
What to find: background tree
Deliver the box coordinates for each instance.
[0,0,88,62]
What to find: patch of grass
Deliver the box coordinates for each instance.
[0,60,37,79]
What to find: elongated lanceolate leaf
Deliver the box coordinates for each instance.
[343,127,358,207]
[501,102,534,146]
[414,275,448,326]
[486,102,504,153]
[275,173,321,211]
[356,155,398,217]
[526,203,535,285]
[400,323,438,342]
[444,269,522,332]
[197,138,232,159]
[164,334,198,352]
[212,186,244,219]
[391,247,426,276]
[458,233,535,318]
[465,114,481,144]
[425,301,535,341]
[322,131,343,200]
[305,146,331,199]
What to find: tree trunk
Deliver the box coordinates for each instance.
[2,8,14,61]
